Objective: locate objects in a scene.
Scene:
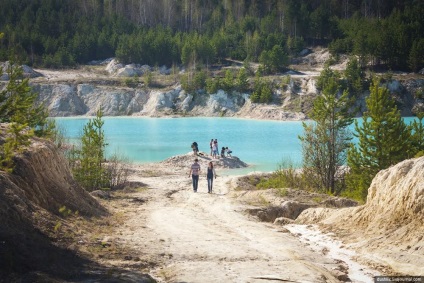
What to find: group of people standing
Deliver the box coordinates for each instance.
[188,159,216,193]
[210,139,232,159]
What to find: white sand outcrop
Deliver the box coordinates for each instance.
[297,156,424,275]
[160,152,248,171]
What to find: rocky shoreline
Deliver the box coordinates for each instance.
[2,49,423,120]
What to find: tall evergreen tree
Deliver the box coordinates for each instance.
[344,56,365,97]
[0,61,53,171]
[299,76,353,194]
[0,62,50,135]
[346,79,411,199]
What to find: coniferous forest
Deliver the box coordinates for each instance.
[0,0,423,72]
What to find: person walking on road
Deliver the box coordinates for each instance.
[189,158,201,192]
[206,161,217,193]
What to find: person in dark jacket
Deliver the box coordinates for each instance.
[206,161,217,193]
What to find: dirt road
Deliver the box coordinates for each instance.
[108,166,374,283]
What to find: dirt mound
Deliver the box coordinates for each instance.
[160,152,248,171]
[0,124,107,280]
[297,156,424,275]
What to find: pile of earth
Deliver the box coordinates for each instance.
[296,156,424,275]
[0,124,154,282]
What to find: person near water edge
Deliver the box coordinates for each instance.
[209,139,214,156]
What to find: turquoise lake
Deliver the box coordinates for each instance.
[54,117,419,174]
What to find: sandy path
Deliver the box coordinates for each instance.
[109,164,353,283]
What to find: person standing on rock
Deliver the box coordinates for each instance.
[189,158,201,192]
[210,139,214,156]
[206,161,217,193]
[191,141,199,156]
[212,140,218,159]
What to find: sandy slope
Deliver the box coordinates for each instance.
[102,163,378,283]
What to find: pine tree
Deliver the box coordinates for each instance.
[236,67,249,93]
[299,76,353,194]
[344,56,365,97]
[73,109,108,191]
[347,79,411,200]
[259,83,272,103]
[250,74,262,103]
[0,63,47,129]
[223,69,234,92]
[408,39,424,73]
[0,62,53,171]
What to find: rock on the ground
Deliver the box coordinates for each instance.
[248,201,313,222]
[274,217,294,225]
[1,61,43,80]
[323,197,358,208]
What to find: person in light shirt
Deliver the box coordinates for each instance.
[188,158,201,192]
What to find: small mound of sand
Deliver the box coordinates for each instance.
[160,152,248,170]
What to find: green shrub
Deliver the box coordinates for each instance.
[256,158,302,190]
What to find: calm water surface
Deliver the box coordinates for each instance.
[54,117,419,174]
[55,117,304,173]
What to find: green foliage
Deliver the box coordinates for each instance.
[344,57,365,96]
[193,70,207,90]
[281,75,291,89]
[235,68,249,93]
[124,75,140,88]
[72,109,108,191]
[259,45,288,74]
[316,66,340,91]
[223,70,234,92]
[1,1,420,71]
[287,36,305,53]
[258,50,272,74]
[0,141,15,173]
[181,74,194,93]
[299,74,353,195]
[346,80,412,200]
[0,63,53,171]
[181,70,207,93]
[410,112,424,156]
[206,77,220,94]
[331,5,423,70]
[0,63,47,129]
[59,206,72,218]
[256,158,303,190]
[144,71,153,87]
[259,83,272,103]
[250,75,273,104]
[54,222,62,233]
[250,89,260,103]
[408,39,424,73]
